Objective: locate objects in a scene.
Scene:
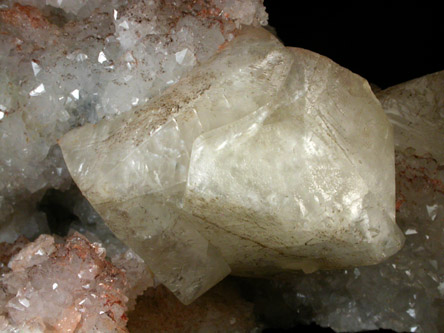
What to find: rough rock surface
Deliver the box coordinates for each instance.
[127,279,259,333]
[379,71,444,163]
[59,26,403,304]
[250,72,444,333]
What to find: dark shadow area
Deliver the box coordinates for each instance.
[263,325,334,333]
[38,188,78,236]
[262,324,398,332]
[233,275,399,333]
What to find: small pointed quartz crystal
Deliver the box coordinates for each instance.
[59,26,404,303]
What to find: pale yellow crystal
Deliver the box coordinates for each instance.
[59,27,404,303]
[183,47,404,274]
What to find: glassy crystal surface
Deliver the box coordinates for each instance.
[60,26,403,303]
[251,71,444,333]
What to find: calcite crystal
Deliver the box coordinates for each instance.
[252,71,444,333]
[60,26,403,303]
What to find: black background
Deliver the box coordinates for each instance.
[264,1,444,90]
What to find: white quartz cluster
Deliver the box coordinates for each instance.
[59,26,403,304]
[0,232,152,332]
[0,0,267,242]
[255,72,444,333]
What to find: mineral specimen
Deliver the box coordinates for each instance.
[251,71,444,333]
[0,230,261,332]
[3,0,435,330]
[0,0,267,313]
[59,25,404,304]
[0,232,148,332]
[0,0,267,245]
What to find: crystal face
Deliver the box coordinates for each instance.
[59,26,404,303]
[252,71,444,333]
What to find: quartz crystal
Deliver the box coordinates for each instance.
[0,232,152,332]
[59,26,404,304]
[251,71,444,333]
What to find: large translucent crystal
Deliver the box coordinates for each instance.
[251,71,444,333]
[59,27,403,303]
